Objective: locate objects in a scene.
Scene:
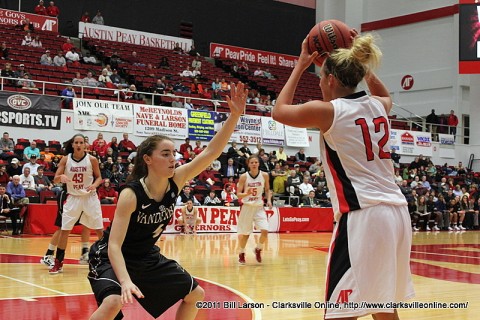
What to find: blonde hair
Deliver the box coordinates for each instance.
[324,34,382,88]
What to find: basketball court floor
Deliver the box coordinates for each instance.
[0,230,478,319]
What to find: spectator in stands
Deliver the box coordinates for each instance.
[221,158,239,179]
[158,56,170,69]
[128,51,145,67]
[37,153,51,171]
[176,186,200,206]
[83,71,99,87]
[106,137,119,156]
[271,163,287,194]
[303,190,320,207]
[40,50,53,66]
[7,158,22,177]
[220,78,230,92]
[0,184,21,235]
[91,133,105,150]
[18,19,34,33]
[179,138,191,155]
[65,47,81,66]
[34,166,61,196]
[309,160,322,176]
[295,148,306,164]
[60,83,76,108]
[7,175,29,207]
[35,0,47,15]
[109,69,125,88]
[23,141,40,160]
[0,42,10,60]
[179,66,194,78]
[196,165,218,190]
[448,110,458,138]
[192,56,202,69]
[298,176,314,200]
[83,51,98,65]
[97,69,112,87]
[0,165,9,185]
[62,38,74,53]
[189,79,203,95]
[448,198,462,230]
[426,109,439,140]
[118,133,136,153]
[98,179,117,204]
[53,50,66,68]
[46,1,60,17]
[239,141,252,159]
[91,10,105,25]
[108,51,121,69]
[22,154,40,175]
[173,42,184,54]
[1,62,16,82]
[20,167,35,190]
[390,148,401,169]
[192,66,202,79]
[253,67,265,78]
[263,68,275,80]
[252,142,262,155]
[122,84,141,100]
[151,79,165,105]
[211,158,221,172]
[21,31,33,46]
[221,183,238,206]
[0,132,14,160]
[183,98,193,109]
[211,77,221,91]
[286,169,302,197]
[239,61,249,73]
[80,11,90,22]
[171,97,183,108]
[17,73,38,91]
[188,45,200,57]
[31,35,43,48]
[204,190,221,206]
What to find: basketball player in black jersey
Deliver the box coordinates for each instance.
[88,82,247,320]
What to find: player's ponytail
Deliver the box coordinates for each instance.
[324,33,382,88]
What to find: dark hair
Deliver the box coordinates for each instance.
[127,135,173,182]
[63,134,86,155]
[37,166,45,171]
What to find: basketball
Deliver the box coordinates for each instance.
[307,19,353,66]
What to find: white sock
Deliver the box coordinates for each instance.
[82,242,89,249]
[48,244,57,251]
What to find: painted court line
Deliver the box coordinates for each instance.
[196,276,262,320]
[0,274,68,296]
[411,251,480,260]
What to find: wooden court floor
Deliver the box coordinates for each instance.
[0,230,478,319]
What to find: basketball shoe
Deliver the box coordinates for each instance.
[40,255,55,268]
[79,252,89,265]
[238,253,246,264]
[49,259,63,274]
[254,248,262,263]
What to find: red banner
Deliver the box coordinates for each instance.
[25,204,334,235]
[0,9,58,32]
[210,42,298,68]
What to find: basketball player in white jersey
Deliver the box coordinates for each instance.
[178,199,201,234]
[49,134,104,274]
[273,34,414,319]
[236,155,272,264]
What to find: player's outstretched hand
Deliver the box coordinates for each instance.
[121,280,144,304]
[226,82,247,117]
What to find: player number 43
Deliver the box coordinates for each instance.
[355,116,391,161]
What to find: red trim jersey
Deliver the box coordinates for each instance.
[65,154,94,196]
[242,172,265,206]
[320,91,406,221]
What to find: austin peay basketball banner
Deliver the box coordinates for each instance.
[0,9,58,32]
[210,43,298,68]
[0,91,61,129]
[73,98,134,133]
[79,22,192,52]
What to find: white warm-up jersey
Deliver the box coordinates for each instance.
[320,91,407,221]
[65,153,94,196]
[242,171,265,206]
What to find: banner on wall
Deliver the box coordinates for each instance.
[210,42,298,68]
[0,9,58,32]
[284,125,309,147]
[438,133,455,158]
[390,129,432,156]
[188,110,215,141]
[133,105,188,138]
[79,22,192,51]
[225,114,262,144]
[0,91,61,130]
[261,117,285,146]
[73,98,134,133]
[165,206,280,233]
